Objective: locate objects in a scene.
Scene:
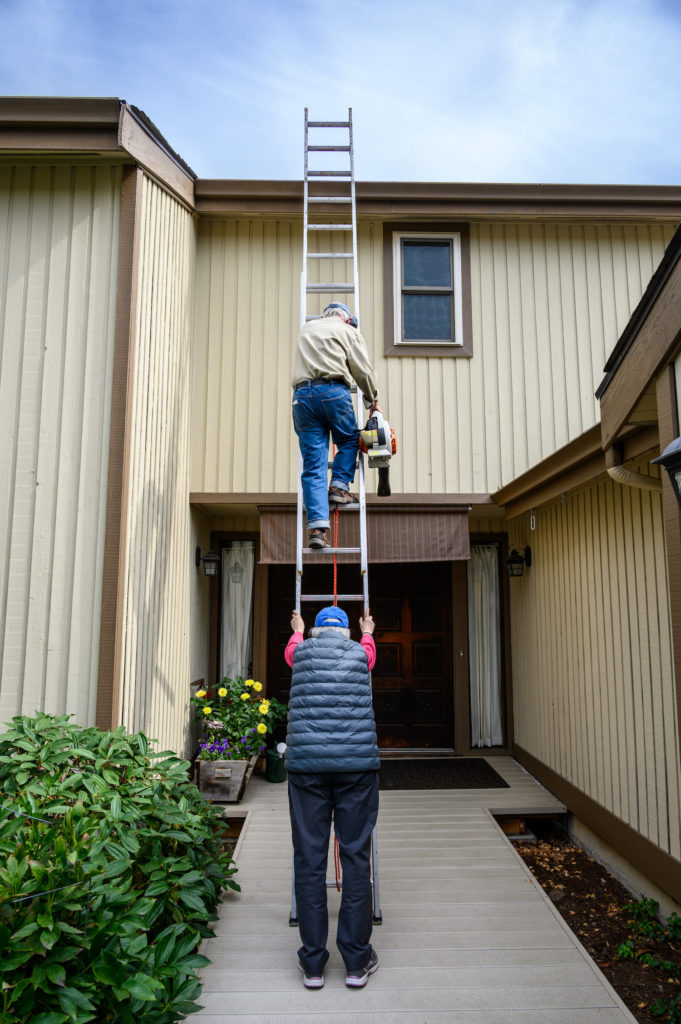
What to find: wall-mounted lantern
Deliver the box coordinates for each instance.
[652,436,681,510]
[506,546,532,578]
[195,547,220,577]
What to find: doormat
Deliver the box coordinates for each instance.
[378,758,509,790]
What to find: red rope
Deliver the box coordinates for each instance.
[332,507,339,604]
[334,834,341,891]
[331,443,339,605]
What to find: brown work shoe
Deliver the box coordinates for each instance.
[329,486,357,505]
[308,529,329,550]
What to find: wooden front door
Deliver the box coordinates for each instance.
[370,562,454,749]
[266,561,454,750]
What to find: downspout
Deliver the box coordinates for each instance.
[606,465,662,493]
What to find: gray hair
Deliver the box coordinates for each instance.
[322,307,348,320]
[309,625,351,639]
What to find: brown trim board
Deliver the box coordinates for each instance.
[195,178,681,221]
[656,366,681,755]
[96,165,142,731]
[191,492,491,508]
[514,745,681,903]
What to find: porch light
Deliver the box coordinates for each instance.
[652,436,681,510]
[506,546,531,578]
[195,547,220,577]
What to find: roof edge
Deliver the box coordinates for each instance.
[596,221,681,399]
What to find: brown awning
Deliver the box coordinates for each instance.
[258,505,470,564]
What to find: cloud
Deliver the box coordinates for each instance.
[0,0,680,181]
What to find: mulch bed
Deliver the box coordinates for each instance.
[514,820,681,1024]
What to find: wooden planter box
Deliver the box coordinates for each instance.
[196,756,258,802]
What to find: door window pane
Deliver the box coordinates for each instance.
[403,240,451,287]
[403,293,452,340]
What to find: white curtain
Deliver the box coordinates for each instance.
[468,545,503,747]
[220,541,255,681]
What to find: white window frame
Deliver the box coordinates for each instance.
[392,231,464,347]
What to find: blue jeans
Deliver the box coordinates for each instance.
[288,770,379,974]
[292,381,358,530]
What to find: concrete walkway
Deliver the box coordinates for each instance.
[191,757,637,1024]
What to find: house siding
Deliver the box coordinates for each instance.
[0,164,121,724]
[192,219,674,496]
[509,467,681,861]
[116,174,197,754]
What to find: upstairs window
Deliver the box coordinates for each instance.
[384,224,472,357]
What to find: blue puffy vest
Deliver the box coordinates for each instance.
[286,634,380,773]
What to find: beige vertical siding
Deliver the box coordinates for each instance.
[117,175,196,755]
[509,468,681,860]
[192,219,674,496]
[0,165,121,725]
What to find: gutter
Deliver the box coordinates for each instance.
[606,465,662,492]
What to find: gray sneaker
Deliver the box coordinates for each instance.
[345,948,378,988]
[298,962,324,989]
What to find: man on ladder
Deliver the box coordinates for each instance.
[292,300,381,549]
[284,604,380,989]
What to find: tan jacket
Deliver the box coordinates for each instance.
[292,318,379,408]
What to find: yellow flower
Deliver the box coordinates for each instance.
[258,704,268,715]
[252,681,263,692]
[240,693,250,701]
[202,706,212,715]
[244,679,254,687]
[218,687,227,697]
[196,689,207,698]
[257,722,267,734]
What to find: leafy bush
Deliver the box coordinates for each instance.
[0,713,239,1024]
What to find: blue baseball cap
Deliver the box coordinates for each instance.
[315,605,349,628]
[323,302,351,317]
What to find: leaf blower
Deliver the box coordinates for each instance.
[359,410,397,497]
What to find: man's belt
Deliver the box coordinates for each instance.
[294,378,347,388]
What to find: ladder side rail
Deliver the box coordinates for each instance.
[296,110,309,613]
[349,108,361,331]
[295,452,304,613]
[300,108,310,328]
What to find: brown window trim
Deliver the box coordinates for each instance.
[383,221,473,358]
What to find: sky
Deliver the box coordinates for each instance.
[1,0,680,184]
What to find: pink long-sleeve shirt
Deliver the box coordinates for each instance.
[285,631,376,672]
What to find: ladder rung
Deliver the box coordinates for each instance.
[308,224,351,231]
[301,594,365,602]
[303,547,361,555]
[307,145,350,151]
[308,121,350,128]
[308,170,351,177]
[309,197,351,203]
[306,283,354,292]
[308,253,354,259]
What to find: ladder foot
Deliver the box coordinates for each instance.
[289,916,299,927]
[372,914,383,925]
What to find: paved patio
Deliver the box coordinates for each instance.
[191,757,637,1024]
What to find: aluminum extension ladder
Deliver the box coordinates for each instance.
[289,107,382,927]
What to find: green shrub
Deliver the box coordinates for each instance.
[0,713,239,1024]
